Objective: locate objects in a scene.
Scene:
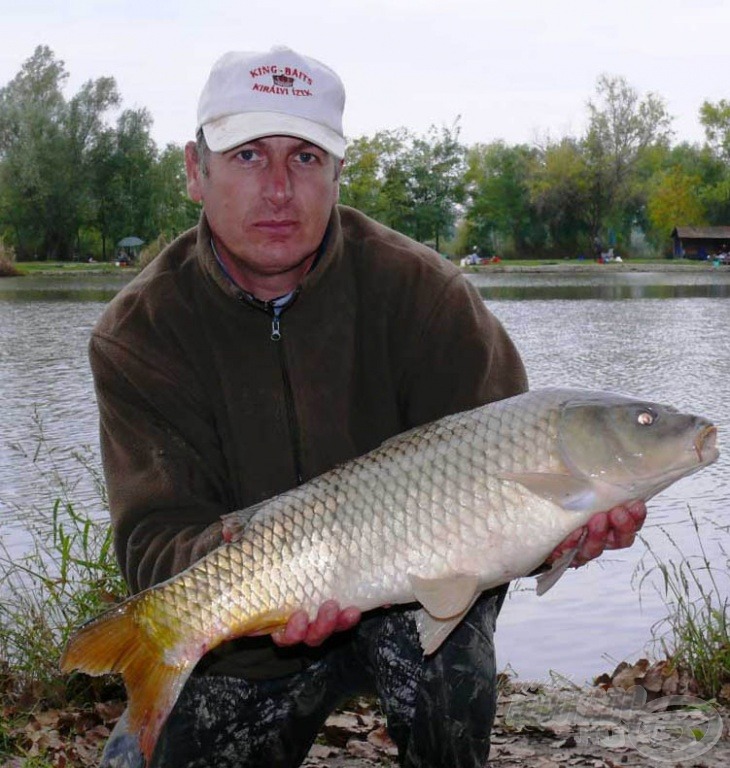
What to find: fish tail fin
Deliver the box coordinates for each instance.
[60,598,194,763]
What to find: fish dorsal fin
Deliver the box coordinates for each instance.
[413,596,478,655]
[408,573,480,619]
[535,529,588,596]
[500,471,598,512]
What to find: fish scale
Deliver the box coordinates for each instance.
[60,387,719,762]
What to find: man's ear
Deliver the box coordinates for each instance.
[185,141,204,203]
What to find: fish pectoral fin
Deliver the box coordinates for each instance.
[408,572,480,619]
[220,502,269,541]
[413,595,478,655]
[500,471,598,512]
[535,530,587,596]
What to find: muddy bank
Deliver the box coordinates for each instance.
[6,680,727,767]
[302,684,730,767]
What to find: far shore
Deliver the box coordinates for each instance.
[459,259,729,274]
[4,258,728,279]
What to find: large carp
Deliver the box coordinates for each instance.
[61,388,719,760]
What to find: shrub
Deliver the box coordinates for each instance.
[0,239,21,276]
[138,234,169,270]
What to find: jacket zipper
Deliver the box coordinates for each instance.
[268,303,304,483]
[275,333,304,485]
[238,292,304,484]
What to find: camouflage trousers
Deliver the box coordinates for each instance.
[100,586,507,768]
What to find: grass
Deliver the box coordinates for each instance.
[0,419,127,765]
[635,508,730,700]
[0,416,126,708]
[12,261,132,276]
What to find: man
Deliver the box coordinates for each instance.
[92,46,646,767]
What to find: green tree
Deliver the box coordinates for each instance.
[341,124,465,249]
[0,46,119,259]
[151,143,200,239]
[639,141,730,246]
[0,46,197,261]
[340,134,387,216]
[700,99,730,161]
[465,141,544,257]
[696,101,730,224]
[0,45,69,258]
[528,138,592,255]
[110,108,158,242]
[582,74,673,246]
[646,168,706,249]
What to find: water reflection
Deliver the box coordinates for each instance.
[467,269,730,300]
[0,273,133,302]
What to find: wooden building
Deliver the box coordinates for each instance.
[671,226,730,259]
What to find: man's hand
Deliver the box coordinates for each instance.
[548,501,647,567]
[272,600,362,648]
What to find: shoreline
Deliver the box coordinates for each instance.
[300,681,730,767]
[17,682,727,767]
[3,259,728,279]
[459,260,728,274]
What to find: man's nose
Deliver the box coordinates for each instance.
[263,161,293,204]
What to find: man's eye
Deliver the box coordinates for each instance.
[297,152,317,164]
[237,149,257,161]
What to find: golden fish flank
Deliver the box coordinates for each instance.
[60,387,719,762]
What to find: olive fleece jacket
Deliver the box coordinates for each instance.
[89,204,527,678]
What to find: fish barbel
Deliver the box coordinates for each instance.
[60,387,719,760]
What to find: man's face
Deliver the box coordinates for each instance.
[185,135,341,288]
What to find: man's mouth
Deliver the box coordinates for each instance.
[255,219,298,231]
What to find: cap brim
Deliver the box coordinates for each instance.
[202,112,346,158]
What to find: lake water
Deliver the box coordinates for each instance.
[1,268,729,683]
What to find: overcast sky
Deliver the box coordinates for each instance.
[2,0,728,151]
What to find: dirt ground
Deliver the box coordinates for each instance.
[4,660,728,767]
[301,684,730,768]
[4,679,728,767]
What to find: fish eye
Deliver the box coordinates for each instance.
[637,408,657,426]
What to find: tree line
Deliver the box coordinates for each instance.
[0,46,197,262]
[1,46,729,261]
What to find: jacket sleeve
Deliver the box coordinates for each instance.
[89,332,227,594]
[399,273,528,428]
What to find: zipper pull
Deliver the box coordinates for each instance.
[271,314,282,341]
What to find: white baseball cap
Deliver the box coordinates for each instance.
[197,46,346,159]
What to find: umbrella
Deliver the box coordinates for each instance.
[117,236,144,247]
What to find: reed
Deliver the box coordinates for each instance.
[0,421,126,707]
[636,508,730,699]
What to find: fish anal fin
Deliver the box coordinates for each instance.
[237,609,292,637]
[408,572,479,619]
[500,471,598,512]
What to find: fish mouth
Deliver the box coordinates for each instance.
[695,424,719,465]
[622,422,719,504]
